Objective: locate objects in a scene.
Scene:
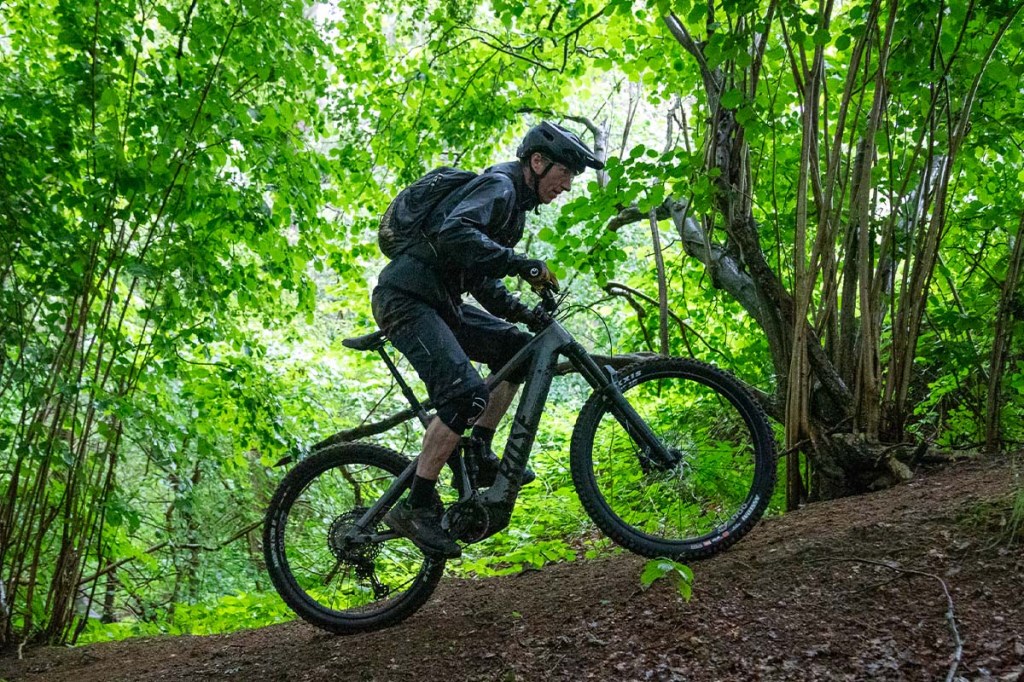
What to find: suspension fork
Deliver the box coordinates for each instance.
[563,342,676,467]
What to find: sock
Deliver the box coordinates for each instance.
[408,474,437,509]
[471,425,496,449]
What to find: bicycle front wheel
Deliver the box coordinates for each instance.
[570,358,777,560]
[263,443,445,634]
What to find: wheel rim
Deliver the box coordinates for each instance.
[587,370,764,547]
[278,458,435,618]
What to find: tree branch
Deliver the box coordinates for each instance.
[78,541,168,587]
[662,13,714,92]
[78,519,264,587]
[605,199,849,417]
[604,281,706,360]
[313,407,420,451]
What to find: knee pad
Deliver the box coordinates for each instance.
[437,383,489,433]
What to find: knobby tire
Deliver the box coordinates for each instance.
[570,358,777,560]
[263,443,445,634]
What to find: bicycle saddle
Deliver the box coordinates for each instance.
[342,330,387,351]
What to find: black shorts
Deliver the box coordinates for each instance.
[371,287,532,425]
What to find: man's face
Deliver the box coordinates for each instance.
[530,153,577,204]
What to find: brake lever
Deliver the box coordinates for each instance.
[535,286,558,313]
[524,286,558,333]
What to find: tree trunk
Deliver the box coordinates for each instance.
[654,2,1022,501]
[984,212,1024,451]
[101,569,118,624]
[649,210,670,355]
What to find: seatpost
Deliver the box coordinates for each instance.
[377,347,432,428]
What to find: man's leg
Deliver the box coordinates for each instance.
[397,417,463,552]
[387,409,485,559]
[454,306,538,486]
[372,290,487,559]
[474,381,519,430]
[415,416,462,480]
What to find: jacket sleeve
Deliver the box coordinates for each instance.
[432,175,526,278]
[466,276,532,322]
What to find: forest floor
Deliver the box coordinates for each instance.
[2,453,1023,681]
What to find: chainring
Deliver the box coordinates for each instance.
[443,500,491,544]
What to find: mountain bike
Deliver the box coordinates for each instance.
[263,288,777,634]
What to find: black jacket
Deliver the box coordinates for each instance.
[375,161,539,322]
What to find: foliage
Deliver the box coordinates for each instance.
[0,0,336,645]
[79,592,293,643]
[2,0,1023,647]
[1010,488,1024,546]
[640,558,694,601]
[1009,455,1024,545]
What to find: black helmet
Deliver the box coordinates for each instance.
[516,121,604,174]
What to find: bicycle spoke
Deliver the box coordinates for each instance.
[323,559,345,586]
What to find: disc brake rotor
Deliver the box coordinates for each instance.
[328,507,381,569]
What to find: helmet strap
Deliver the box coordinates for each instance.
[527,156,555,201]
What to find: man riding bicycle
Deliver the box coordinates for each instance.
[372,121,604,559]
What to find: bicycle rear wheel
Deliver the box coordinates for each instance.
[263,443,445,634]
[570,358,777,560]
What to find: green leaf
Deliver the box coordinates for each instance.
[640,559,674,588]
[987,60,1011,83]
[640,558,694,601]
[720,90,743,109]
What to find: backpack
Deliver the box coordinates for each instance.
[377,166,477,258]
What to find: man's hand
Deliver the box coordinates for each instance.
[511,305,553,333]
[523,307,553,333]
[516,259,560,292]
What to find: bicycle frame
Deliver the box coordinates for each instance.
[347,315,674,545]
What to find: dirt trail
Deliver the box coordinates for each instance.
[2,455,1022,681]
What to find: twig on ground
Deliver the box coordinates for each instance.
[833,573,907,598]
[729,559,757,572]
[820,557,963,682]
